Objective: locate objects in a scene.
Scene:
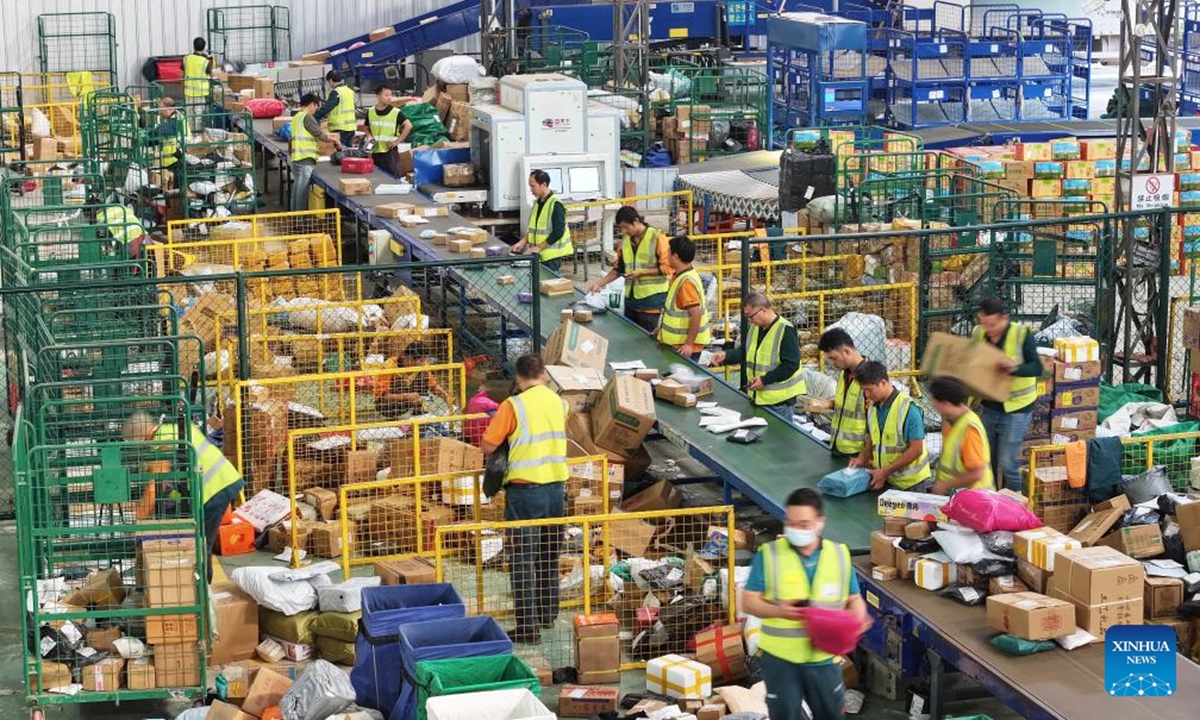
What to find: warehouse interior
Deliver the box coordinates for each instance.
[6,0,1200,719]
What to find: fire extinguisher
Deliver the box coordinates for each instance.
[746,120,759,152]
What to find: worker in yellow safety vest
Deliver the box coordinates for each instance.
[657,234,711,360]
[742,488,870,720]
[149,96,186,189]
[712,291,806,419]
[586,205,672,332]
[480,354,569,645]
[972,297,1040,493]
[88,199,148,261]
[316,70,359,147]
[928,376,995,494]
[123,411,245,583]
[290,93,343,212]
[513,170,573,274]
[849,360,931,492]
[818,328,868,459]
[182,37,215,132]
[365,86,413,177]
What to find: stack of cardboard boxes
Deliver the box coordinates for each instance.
[143,537,204,690]
[574,614,620,684]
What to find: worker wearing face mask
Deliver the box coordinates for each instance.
[741,488,871,720]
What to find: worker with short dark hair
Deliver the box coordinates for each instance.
[182,37,214,131]
[928,376,994,494]
[365,86,412,177]
[150,97,185,190]
[658,235,711,360]
[316,70,358,147]
[290,93,343,211]
[849,360,930,492]
[973,297,1040,492]
[742,487,869,720]
[818,328,868,459]
[586,205,671,332]
[480,354,569,644]
[711,292,805,418]
[513,170,573,274]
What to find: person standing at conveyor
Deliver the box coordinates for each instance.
[657,234,711,361]
[480,354,569,644]
[928,376,995,494]
[182,37,214,132]
[741,488,869,720]
[849,361,931,492]
[972,297,1040,492]
[290,93,343,212]
[316,70,359,148]
[818,328,868,459]
[365,86,412,177]
[586,206,672,332]
[710,292,806,419]
[512,170,574,275]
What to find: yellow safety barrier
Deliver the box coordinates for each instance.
[337,455,611,576]
[434,506,738,670]
[166,208,342,245]
[1,72,113,157]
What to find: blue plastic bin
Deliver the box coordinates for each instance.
[351,583,466,713]
[388,615,514,720]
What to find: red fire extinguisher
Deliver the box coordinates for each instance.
[746,120,759,151]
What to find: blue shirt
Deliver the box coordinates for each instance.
[873,390,925,443]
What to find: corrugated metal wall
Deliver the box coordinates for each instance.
[0,0,477,85]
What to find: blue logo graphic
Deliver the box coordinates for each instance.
[1105,625,1177,697]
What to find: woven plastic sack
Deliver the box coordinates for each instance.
[943,489,1042,533]
[246,98,286,118]
[801,606,862,655]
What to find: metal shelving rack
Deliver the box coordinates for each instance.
[36,12,118,87]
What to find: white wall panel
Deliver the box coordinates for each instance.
[0,0,477,86]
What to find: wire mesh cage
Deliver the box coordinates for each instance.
[37,12,118,86]
[207,5,293,66]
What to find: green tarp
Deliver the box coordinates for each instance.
[401,102,450,148]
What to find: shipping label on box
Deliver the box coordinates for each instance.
[876,489,950,522]
[1050,409,1098,434]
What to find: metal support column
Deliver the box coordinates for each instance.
[612,0,650,90]
[481,0,517,76]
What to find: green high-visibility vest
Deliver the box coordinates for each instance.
[528,194,573,261]
[867,392,931,490]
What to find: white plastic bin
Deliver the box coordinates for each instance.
[426,689,556,720]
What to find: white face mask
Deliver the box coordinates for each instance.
[784,527,817,547]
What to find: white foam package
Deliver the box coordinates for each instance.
[318,576,382,613]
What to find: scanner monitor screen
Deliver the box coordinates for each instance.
[540,167,564,194]
[568,165,602,195]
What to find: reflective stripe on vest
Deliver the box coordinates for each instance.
[102,206,144,245]
[161,110,184,167]
[659,268,712,347]
[504,384,569,485]
[182,54,210,99]
[759,538,851,663]
[528,194,573,261]
[747,317,807,405]
[620,227,669,300]
[367,106,398,151]
[291,112,319,162]
[936,409,995,490]
[832,369,867,455]
[155,422,243,503]
[971,324,1037,412]
[327,85,357,132]
[867,392,931,489]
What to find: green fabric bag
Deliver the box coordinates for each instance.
[414,655,541,720]
[990,633,1056,655]
[401,102,450,148]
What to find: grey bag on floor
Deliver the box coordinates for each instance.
[1120,466,1172,505]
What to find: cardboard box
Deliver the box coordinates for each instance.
[1054,384,1101,410]
[1176,501,1200,551]
[1051,409,1098,434]
[81,658,124,691]
[540,277,575,296]
[445,101,471,142]
[574,613,619,639]
[872,566,897,581]
[876,489,950,522]
[1099,524,1164,559]
[1184,306,1200,350]
[211,583,259,666]
[1014,527,1080,571]
[904,521,932,540]
[986,592,1076,640]
[1050,545,1144,605]
[1053,361,1102,384]
[1016,558,1050,593]
[622,480,682,513]
[695,623,746,681]
[882,516,910,537]
[29,662,72,691]
[921,332,1013,402]
[266,523,310,555]
[253,77,275,100]
[989,575,1029,595]
[894,548,921,580]
[591,375,656,458]
[126,657,156,690]
[309,521,349,558]
[369,26,397,42]
[304,487,338,522]
[1063,597,1144,637]
[347,449,379,485]
[153,643,201,687]
[1067,506,1126,547]
[558,685,620,717]
[205,700,257,720]
[1149,616,1194,653]
[442,162,476,187]
[646,654,712,699]
[546,365,605,414]
[543,320,609,373]
[609,518,658,557]
[576,636,620,674]
[441,82,469,102]
[374,557,436,585]
[243,666,293,717]
[1145,577,1185,619]
[144,551,196,608]
[870,531,896,568]
[338,178,373,196]
[698,703,727,720]
[87,626,122,652]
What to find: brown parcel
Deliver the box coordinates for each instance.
[304,487,338,522]
[1050,545,1144,605]
[211,583,259,666]
[243,666,293,717]
[985,592,1075,641]
[870,531,895,569]
[206,700,257,720]
[30,662,72,691]
[310,521,351,558]
[375,557,437,585]
[546,365,606,414]
[558,685,620,717]
[591,375,656,458]
[126,658,155,690]
[622,479,682,513]
[82,658,124,692]
[575,635,620,674]
[1098,524,1164,559]
[542,320,609,373]
[1016,557,1051,594]
[1145,577,1185,619]
[86,626,122,652]
[1067,506,1126,547]
[347,449,379,485]
[338,178,373,195]
[1176,500,1200,552]
[154,643,201,687]
[882,516,910,537]
[921,332,1013,402]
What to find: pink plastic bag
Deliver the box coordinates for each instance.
[245,98,286,119]
[802,606,863,656]
[942,489,1043,533]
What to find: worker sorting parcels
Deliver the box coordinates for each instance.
[710,292,806,419]
[316,70,359,148]
[513,170,573,274]
[586,206,672,332]
[973,297,1040,492]
[742,488,870,720]
[290,93,344,211]
[817,328,868,459]
[365,86,413,177]
[657,234,711,361]
[123,412,245,583]
[182,37,214,131]
[928,376,995,494]
[848,361,931,492]
[480,354,569,644]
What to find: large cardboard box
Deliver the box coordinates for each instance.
[546,365,606,414]
[207,700,257,720]
[622,480,681,513]
[81,658,124,691]
[243,666,293,717]
[870,531,896,568]
[210,583,259,665]
[920,332,1013,402]
[985,592,1075,640]
[543,320,609,373]
[1048,545,1144,605]
[1067,506,1126,547]
[1099,524,1164,559]
[695,623,746,682]
[591,375,656,458]
[153,643,201,687]
[1176,501,1200,551]
[558,685,620,717]
[1059,596,1144,637]
[1145,577,1185,619]
[374,557,437,585]
[576,635,620,674]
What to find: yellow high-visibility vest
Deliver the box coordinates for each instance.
[971,323,1037,413]
[504,384,569,485]
[291,112,319,162]
[936,409,995,490]
[183,54,211,100]
[367,106,399,152]
[746,317,807,406]
[528,194,573,262]
[161,110,184,167]
[101,206,144,245]
[659,268,711,347]
[327,85,357,132]
[832,368,867,455]
[867,391,931,490]
[154,422,243,504]
[759,538,851,664]
[620,227,669,301]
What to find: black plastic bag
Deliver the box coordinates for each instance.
[482,441,508,498]
[971,558,1017,577]
[941,585,988,606]
[982,531,1015,557]
[898,536,940,554]
[1121,506,1161,528]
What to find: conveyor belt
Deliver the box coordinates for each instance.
[854,557,1200,719]
[243,118,879,552]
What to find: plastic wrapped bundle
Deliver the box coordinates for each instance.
[817,467,871,498]
[281,659,357,720]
